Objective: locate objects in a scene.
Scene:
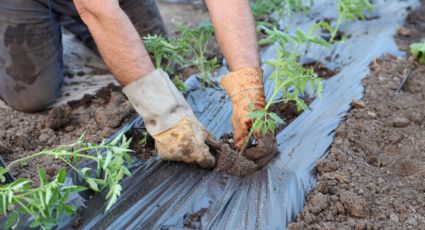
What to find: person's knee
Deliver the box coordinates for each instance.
[1,88,57,112]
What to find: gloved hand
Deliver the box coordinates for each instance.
[123,69,216,169]
[221,67,278,167]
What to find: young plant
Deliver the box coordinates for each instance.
[242,25,327,150]
[330,0,374,42]
[143,35,188,74]
[177,23,220,87]
[1,169,86,229]
[410,41,425,63]
[143,35,190,91]
[251,0,313,20]
[0,133,133,229]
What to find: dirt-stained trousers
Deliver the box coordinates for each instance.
[0,0,166,112]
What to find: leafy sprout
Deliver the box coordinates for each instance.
[242,24,327,151]
[177,23,220,87]
[0,133,133,229]
[251,0,313,20]
[330,0,374,42]
[410,41,425,63]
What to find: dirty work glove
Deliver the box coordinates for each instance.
[221,68,278,167]
[123,69,216,169]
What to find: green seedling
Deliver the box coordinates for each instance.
[410,41,425,63]
[143,35,190,91]
[0,133,133,229]
[242,25,327,151]
[138,130,149,146]
[251,0,313,19]
[143,35,188,74]
[330,0,374,42]
[177,23,220,87]
[1,169,86,230]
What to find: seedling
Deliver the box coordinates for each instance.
[138,130,149,146]
[410,41,425,63]
[0,133,133,229]
[251,0,313,20]
[330,0,374,42]
[177,23,220,87]
[143,35,190,91]
[241,25,328,151]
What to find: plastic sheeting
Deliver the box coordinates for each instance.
[55,0,417,229]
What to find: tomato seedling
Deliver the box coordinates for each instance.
[0,133,133,229]
[177,23,220,87]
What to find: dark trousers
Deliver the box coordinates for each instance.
[0,0,166,112]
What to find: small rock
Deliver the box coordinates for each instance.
[310,193,330,214]
[317,159,338,173]
[392,116,409,128]
[340,191,369,218]
[44,106,71,129]
[38,133,51,142]
[397,27,411,36]
[352,100,366,109]
[390,213,399,223]
[367,111,377,118]
[408,112,423,125]
[406,217,418,226]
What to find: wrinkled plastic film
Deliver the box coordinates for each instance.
[56,0,418,229]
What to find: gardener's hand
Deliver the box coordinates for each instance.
[153,117,217,169]
[123,69,215,169]
[221,67,266,149]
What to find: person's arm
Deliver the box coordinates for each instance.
[205,0,260,71]
[206,0,277,167]
[73,0,216,169]
[73,0,154,86]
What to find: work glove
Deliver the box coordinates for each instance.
[123,69,216,169]
[221,67,278,168]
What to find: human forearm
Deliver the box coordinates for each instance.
[73,0,154,86]
[205,0,260,71]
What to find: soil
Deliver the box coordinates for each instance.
[183,208,208,229]
[304,62,339,79]
[289,5,425,229]
[0,86,136,183]
[214,139,258,177]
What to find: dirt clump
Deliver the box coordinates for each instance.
[215,143,257,177]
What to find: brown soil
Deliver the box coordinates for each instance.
[214,142,258,177]
[396,2,425,53]
[304,62,339,79]
[183,208,208,229]
[288,5,425,227]
[0,86,136,183]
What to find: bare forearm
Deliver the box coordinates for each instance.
[74,0,154,86]
[205,0,260,71]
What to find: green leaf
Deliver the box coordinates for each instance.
[85,178,100,192]
[62,185,87,193]
[4,211,19,230]
[269,112,284,124]
[410,42,425,63]
[38,168,48,184]
[247,111,265,119]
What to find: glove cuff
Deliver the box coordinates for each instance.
[123,69,194,135]
[220,67,264,97]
